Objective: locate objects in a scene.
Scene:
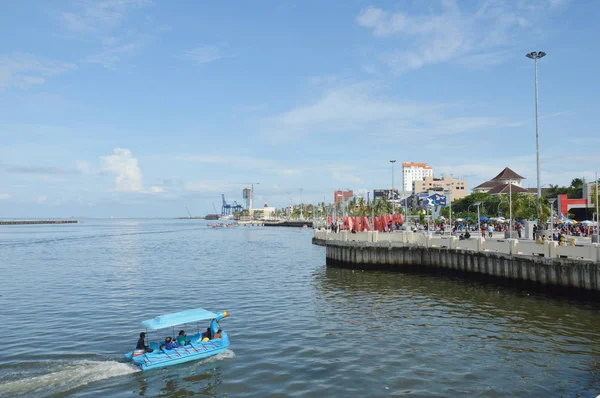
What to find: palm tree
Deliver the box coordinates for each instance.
[356,197,367,217]
[373,197,392,215]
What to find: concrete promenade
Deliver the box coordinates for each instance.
[313,229,600,294]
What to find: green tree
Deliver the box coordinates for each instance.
[373,197,391,216]
[568,178,584,199]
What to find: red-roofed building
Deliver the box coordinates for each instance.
[473,167,526,194]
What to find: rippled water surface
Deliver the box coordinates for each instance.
[1,219,600,397]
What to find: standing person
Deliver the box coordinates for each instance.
[487,224,494,238]
[517,223,522,239]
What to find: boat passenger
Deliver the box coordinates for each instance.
[213,329,223,339]
[177,330,188,346]
[164,336,177,350]
[136,332,154,353]
[201,327,211,342]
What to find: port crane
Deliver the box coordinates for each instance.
[221,194,243,215]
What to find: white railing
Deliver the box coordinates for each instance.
[313,229,600,262]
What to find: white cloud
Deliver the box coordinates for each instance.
[60,0,152,69]
[517,0,568,11]
[184,182,220,192]
[0,194,11,200]
[0,53,77,91]
[37,195,48,204]
[332,171,364,185]
[100,148,166,194]
[179,154,282,172]
[356,2,551,73]
[180,46,225,65]
[149,186,166,193]
[274,169,300,177]
[75,160,91,174]
[85,36,146,69]
[101,148,144,193]
[61,0,152,33]
[263,81,516,141]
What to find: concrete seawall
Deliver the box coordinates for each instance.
[313,232,600,295]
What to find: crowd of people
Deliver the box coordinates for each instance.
[327,218,598,241]
[135,327,224,353]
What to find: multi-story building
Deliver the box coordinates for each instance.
[413,175,469,200]
[402,162,433,192]
[242,188,252,210]
[334,190,353,205]
[373,189,398,201]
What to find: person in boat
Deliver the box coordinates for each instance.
[201,327,211,342]
[136,332,154,353]
[164,336,177,350]
[177,330,188,346]
[213,329,223,339]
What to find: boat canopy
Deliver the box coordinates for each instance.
[142,308,219,330]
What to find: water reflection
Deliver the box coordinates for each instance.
[311,266,600,396]
[138,364,224,397]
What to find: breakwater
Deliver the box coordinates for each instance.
[0,220,78,225]
[313,230,600,294]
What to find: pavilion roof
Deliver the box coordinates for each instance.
[491,167,525,181]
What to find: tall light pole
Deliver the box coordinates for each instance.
[509,180,512,237]
[250,182,260,216]
[390,160,396,214]
[474,201,482,233]
[596,173,600,243]
[445,189,452,231]
[526,51,546,215]
[403,163,408,218]
[300,188,304,219]
[548,198,556,235]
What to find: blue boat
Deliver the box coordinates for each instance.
[125,308,230,371]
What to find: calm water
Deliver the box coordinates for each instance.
[1,220,599,397]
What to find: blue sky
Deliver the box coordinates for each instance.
[1,0,599,217]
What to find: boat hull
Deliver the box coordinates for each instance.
[126,334,230,371]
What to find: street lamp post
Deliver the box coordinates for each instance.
[496,178,513,237]
[445,189,452,232]
[474,201,482,233]
[390,160,396,214]
[250,182,260,217]
[300,188,304,219]
[526,51,546,207]
[509,180,512,237]
[596,173,600,243]
[548,198,556,235]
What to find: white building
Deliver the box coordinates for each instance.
[402,162,433,192]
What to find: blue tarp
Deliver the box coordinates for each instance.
[142,308,218,330]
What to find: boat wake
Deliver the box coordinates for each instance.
[200,349,235,364]
[0,360,139,397]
